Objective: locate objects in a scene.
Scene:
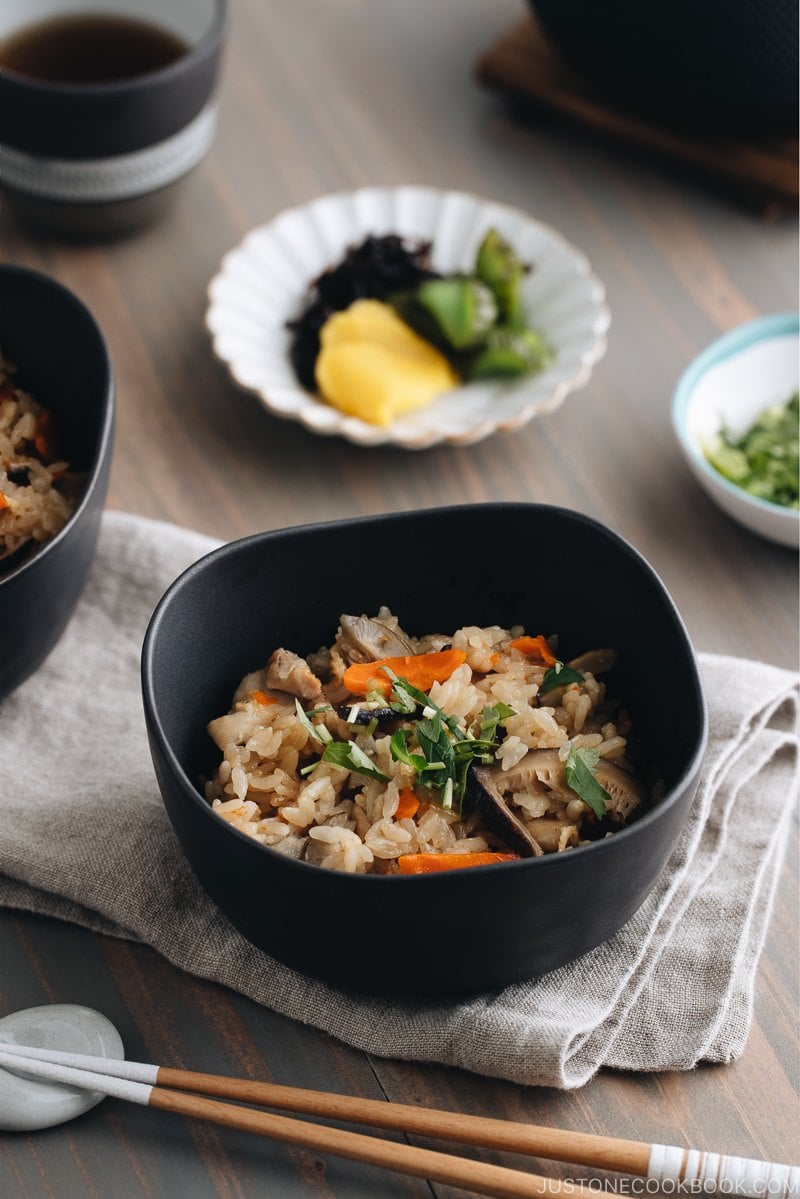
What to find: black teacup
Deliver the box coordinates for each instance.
[0,0,228,237]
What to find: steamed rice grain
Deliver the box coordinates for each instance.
[0,353,80,566]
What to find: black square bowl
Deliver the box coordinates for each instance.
[0,265,114,700]
[142,504,707,996]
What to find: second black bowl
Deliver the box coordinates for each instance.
[0,265,114,699]
[142,504,707,996]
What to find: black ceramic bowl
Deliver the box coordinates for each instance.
[142,504,707,996]
[530,0,798,135]
[0,265,114,699]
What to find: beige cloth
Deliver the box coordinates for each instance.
[0,512,797,1089]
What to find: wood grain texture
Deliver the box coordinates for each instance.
[1,0,798,1195]
[475,18,799,209]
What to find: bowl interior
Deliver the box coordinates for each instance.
[146,504,705,813]
[684,333,798,450]
[0,266,112,485]
[674,316,799,528]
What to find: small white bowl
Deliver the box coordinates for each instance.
[672,314,799,550]
[206,186,610,449]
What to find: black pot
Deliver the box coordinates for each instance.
[0,266,115,700]
[530,0,798,134]
[142,504,707,996]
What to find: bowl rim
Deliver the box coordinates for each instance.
[0,0,228,98]
[0,263,115,587]
[204,184,611,449]
[671,312,799,523]
[141,501,709,886]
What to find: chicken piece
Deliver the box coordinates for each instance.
[266,648,322,701]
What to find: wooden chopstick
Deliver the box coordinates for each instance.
[2,1044,798,1195]
[0,1048,591,1199]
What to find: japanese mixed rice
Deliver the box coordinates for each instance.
[206,610,653,875]
[0,354,79,568]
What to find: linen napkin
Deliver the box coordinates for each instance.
[0,512,797,1089]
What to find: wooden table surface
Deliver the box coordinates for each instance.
[1,1,798,1195]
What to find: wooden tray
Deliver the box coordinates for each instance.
[475,17,798,215]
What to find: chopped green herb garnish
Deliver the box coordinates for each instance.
[384,676,513,812]
[416,714,456,787]
[390,729,427,773]
[564,746,610,819]
[389,673,463,737]
[541,663,585,693]
[703,392,799,509]
[319,739,390,782]
[479,702,516,741]
[383,668,418,715]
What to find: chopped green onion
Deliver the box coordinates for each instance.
[294,699,326,745]
[391,675,462,736]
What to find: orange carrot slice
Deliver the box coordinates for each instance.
[395,789,420,821]
[0,492,8,511]
[397,852,519,875]
[343,648,466,696]
[250,690,279,706]
[508,635,557,666]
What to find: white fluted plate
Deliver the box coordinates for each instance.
[206,186,610,449]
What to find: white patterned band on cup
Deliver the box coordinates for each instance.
[648,1143,800,1197]
[1,104,217,204]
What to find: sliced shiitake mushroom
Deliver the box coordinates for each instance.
[567,648,618,676]
[593,759,645,822]
[465,763,544,857]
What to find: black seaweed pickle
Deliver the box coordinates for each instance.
[336,702,398,727]
[287,235,439,390]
